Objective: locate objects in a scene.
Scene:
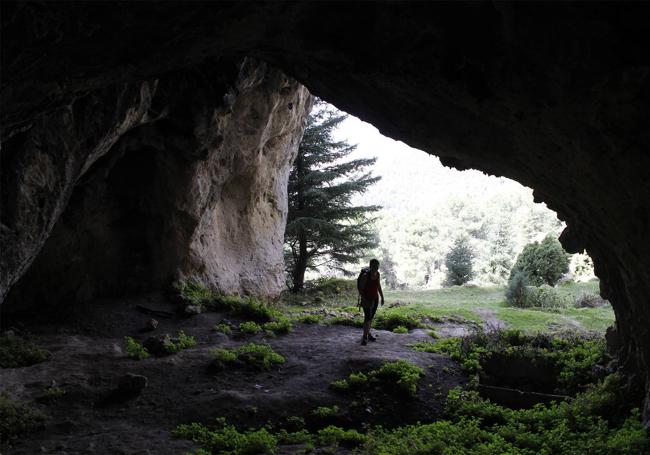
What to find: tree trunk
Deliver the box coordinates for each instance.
[291,228,308,292]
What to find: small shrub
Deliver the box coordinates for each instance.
[316,425,366,448]
[0,335,50,368]
[428,330,439,339]
[263,317,293,335]
[392,326,408,334]
[330,379,350,392]
[408,341,438,353]
[214,322,232,335]
[575,291,608,308]
[209,295,280,323]
[239,321,262,334]
[524,284,570,309]
[174,418,278,455]
[299,314,323,324]
[209,343,285,371]
[312,405,340,418]
[332,360,424,397]
[0,394,46,443]
[36,386,66,404]
[175,280,214,307]
[374,312,420,331]
[505,270,528,306]
[372,360,424,396]
[124,336,150,360]
[163,331,197,354]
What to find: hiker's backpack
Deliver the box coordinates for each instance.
[357,267,371,295]
[356,267,371,308]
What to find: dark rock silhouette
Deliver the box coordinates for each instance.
[2,2,650,425]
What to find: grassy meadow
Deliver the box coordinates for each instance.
[281,279,615,334]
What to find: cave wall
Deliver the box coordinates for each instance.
[3,58,311,311]
[2,1,650,423]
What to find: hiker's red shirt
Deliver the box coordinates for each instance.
[364,272,380,299]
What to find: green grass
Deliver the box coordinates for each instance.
[0,394,46,443]
[210,343,285,371]
[279,279,613,334]
[124,336,150,360]
[0,335,50,368]
[384,281,613,334]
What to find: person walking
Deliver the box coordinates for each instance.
[358,258,384,345]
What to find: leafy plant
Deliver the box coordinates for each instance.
[331,360,423,397]
[162,331,197,354]
[312,405,339,418]
[124,336,150,360]
[214,322,232,335]
[374,312,420,331]
[0,335,49,368]
[239,321,262,334]
[0,394,45,443]
[174,418,278,455]
[174,280,214,307]
[263,317,293,335]
[392,326,408,334]
[299,314,323,324]
[210,343,285,371]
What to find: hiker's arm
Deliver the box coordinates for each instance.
[378,278,384,305]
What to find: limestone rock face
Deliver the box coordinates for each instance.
[2,2,650,423]
[3,58,311,309]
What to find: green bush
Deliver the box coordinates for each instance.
[315,425,366,448]
[408,341,438,353]
[299,314,323,324]
[263,317,293,335]
[209,343,285,371]
[209,295,280,323]
[505,270,528,306]
[509,234,570,286]
[359,380,649,455]
[374,312,420,331]
[214,322,232,335]
[162,331,197,354]
[331,360,424,397]
[174,418,278,455]
[174,280,214,307]
[0,394,46,443]
[239,321,262,334]
[312,405,339,418]
[124,336,150,360]
[0,335,49,368]
[392,326,408,334]
[574,291,608,308]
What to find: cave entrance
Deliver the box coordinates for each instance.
[290,103,612,338]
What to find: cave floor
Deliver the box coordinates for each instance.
[1,294,466,454]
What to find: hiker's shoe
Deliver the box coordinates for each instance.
[367,334,377,342]
[361,338,367,346]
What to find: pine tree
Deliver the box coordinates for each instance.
[444,236,475,286]
[285,102,381,292]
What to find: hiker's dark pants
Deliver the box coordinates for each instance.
[362,298,379,322]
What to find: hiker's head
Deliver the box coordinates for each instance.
[369,259,380,271]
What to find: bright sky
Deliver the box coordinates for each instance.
[333,111,535,213]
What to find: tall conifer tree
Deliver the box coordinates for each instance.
[285,103,380,292]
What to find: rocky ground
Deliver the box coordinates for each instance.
[1,294,467,454]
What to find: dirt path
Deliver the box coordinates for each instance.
[474,308,506,331]
[2,296,465,454]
